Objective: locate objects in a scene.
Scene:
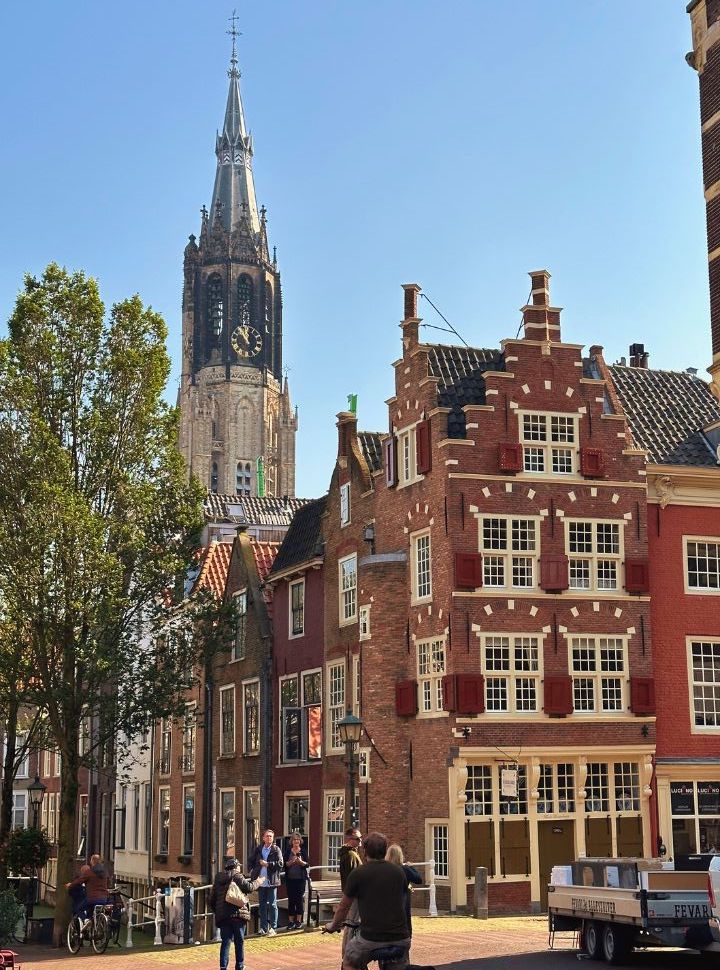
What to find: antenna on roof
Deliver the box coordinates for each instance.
[419,293,469,348]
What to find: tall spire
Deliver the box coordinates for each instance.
[209,12,261,235]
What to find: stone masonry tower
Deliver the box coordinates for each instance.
[178,27,297,497]
[689,0,720,394]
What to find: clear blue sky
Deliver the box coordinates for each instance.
[0,1,708,498]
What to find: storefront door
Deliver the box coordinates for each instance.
[538,820,575,910]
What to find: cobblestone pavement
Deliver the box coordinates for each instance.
[7,916,712,970]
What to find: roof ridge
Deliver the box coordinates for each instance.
[611,363,710,380]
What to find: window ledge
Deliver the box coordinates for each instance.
[218,753,236,760]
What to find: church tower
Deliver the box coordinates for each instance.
[178,26,297,497]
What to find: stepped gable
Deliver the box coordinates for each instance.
[268,496,327,578]
[192,540,234,597]
[358,432,383,473]
[427,343,504,437]
[204,492,309,526]
[610,364,720,466]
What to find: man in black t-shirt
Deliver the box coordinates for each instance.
[326,832,410,970]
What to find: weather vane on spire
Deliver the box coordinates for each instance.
[227,9,241,78]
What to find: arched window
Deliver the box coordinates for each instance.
[210,461,219,494]
[236,461,252,496]
[237,275,253,327]
[207,275,224,341]
[264,283,272,333]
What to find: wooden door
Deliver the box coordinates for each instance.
[499,818,530,877]
[585,816,612,857]
[616,815,643,857]
[466,819,494,878]
[538,819,576,910]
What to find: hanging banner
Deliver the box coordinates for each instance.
[501,767,518,799]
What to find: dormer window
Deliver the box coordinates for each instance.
[520,412,577,475]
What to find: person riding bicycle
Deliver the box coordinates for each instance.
[325,831,411,970]
[66,853,109,923]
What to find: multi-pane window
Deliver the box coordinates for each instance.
[183,785,195,856]
[614,762,640,811]
[158,788,170,854]
[159,719,171,774]
[465,765,493,815]
[327,663,345,750]
[339,555,357,624]
[690,640,720,729]
[286,795,309,836]
[567,520,622,591]
[687,540,720,591]
[340,483,350,526]
[182,705,196,772]
[289,579,305,637]
[431,824,449,878]
[499,765,528,815]
[233,591,247,661]
[220,790,235,861]
[570,636,626,713]
[520,412,576,475]
[243,681,260,753]
[281,677,300,762]
[398,428,417,486]
[412,531,432,601]
[220,686,235,756]
[481,517,538,588]
[417,638,446,714]
[132,783,141,851]
[482,635,540,713]
[244,790,260,868]
[585,763,610,813]
[325,793,345,870]
[359,605,371,640]
[537,763,575,814]
[12,792,26,830]
[15,733,28,778]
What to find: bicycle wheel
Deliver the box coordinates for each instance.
[67,916,83,954]
[109,914,122,946]
[91,911,110,954]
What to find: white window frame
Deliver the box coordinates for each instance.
[479,515,540,589]
[284,790,310,837]
[352,654,361,716]
[359,605,371,641]
[426,820,450,880]
[518,410,578,476]
[12,791,27,830]
[182,702,197,772]
[688,637,720,732]
[233,590,248,661]
[15,732,28,779]
[289,578,305,638]
[182,783,195,856]
[685,537,720,594]
[416,637,446,716]
[327,661,346,752]
[536,762,576,815]
[219,788,236,863]
[358,748,370,784]
[566,518,624,593]
[480,633,543,714]
[340,482,351,526]
[339,554,358,625]
[411,529,432,603]
[242,787,260,871]
[219,685,236,756]
[324,791,345,870]
[242,679,260,755]
[397,425,419,487]
[568,635,628,714]
[158,787,170,855]
[159,718,171,775]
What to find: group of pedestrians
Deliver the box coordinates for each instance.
[209,824,424,970]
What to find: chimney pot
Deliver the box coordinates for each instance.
[402,283,422,321]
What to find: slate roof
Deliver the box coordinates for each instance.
[268,496,327,578]
[204,493,309,526]
[192,541,233,598]
[427,343,505,437]
[609,364,720,466]
[358,432,383,473]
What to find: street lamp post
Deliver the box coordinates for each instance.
[26,776,46,935]
[337,712,363,831]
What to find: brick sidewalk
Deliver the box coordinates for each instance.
[6,917,556,970]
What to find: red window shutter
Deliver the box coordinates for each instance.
[630,677,655,715]
[442,674,457,712]
[580,447,605,479]
[543,676,573,716]
[395,679,418,716]
[539,554,569,592]
[625,558,650,594]
[416,419,432,475]
[455,552,482,590]
[456,674,485,715]
[384,435,398,488]
[498,442,523,473]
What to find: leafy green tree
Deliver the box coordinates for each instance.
[0,264,216,940]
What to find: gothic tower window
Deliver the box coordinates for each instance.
[207,274,224,342]
[237,275,253,327]
[264,283,272,333]
[236,461,252,496]
[210,460,219,494]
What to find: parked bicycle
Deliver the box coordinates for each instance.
[66,902,111,954]
[106,887,126,946]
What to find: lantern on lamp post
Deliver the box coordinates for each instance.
[28,775,46,830]
[337,712,363,830]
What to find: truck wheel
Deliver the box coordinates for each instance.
[583,920,602,960]
[601,923,631,965]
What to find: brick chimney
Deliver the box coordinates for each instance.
[336,411,357,458]
[401,283,422,352]
[628,343,649,369]
[520,270,562,342]
[688,1,720,383]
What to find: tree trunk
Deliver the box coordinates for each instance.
[0,700,19,889]
[52,733,80,946]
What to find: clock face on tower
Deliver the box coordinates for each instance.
[231,324,262,358]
